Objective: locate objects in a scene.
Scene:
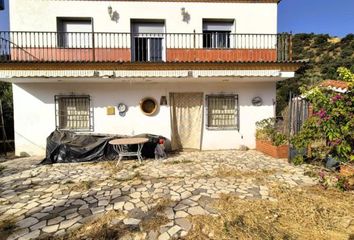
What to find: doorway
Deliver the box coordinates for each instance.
[170,92,204,150]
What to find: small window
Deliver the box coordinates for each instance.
[203,20,233,49]
[206,94,239,130]
[57,18,93,48]
[55,95,93,131]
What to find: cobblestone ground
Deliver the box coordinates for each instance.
[0,151,316,240]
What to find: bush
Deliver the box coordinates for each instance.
[292,67,354,163]
[256,118,288,146]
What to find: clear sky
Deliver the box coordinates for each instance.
[278,0,354,37]
[0,0,354,37]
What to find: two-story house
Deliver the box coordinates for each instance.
[0,0,303,156]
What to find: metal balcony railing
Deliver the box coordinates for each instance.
[0,31,292,63]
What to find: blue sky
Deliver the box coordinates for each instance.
[278,0,354,37]
[0,0,354,37]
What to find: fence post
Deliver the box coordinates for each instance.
[288,32,293,61]
[288,91,293,162]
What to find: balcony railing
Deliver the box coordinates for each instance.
[0,31,292,63]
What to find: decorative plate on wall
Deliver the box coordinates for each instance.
[252,97,263,106]
[118,103,127,113]
[118,103,128,116]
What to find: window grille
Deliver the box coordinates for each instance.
[206,94,239,130]
[55,95,93,131]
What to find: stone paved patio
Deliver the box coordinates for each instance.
[0,150,316,240]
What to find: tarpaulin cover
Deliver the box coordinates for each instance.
[41,130,165,164]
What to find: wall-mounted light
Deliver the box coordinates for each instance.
[181,8,190,23]
[160,96,168,106]
[108,6,119,23]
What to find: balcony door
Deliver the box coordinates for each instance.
[57,18,93,48]
[203,20,234,49]
[132,21,165,62]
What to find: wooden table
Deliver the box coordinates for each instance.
[109,138,149,165]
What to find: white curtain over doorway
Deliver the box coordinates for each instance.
[170,92,204,150]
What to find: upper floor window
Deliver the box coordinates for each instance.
[132,21,165,62]
[57,18,93,48]
[203,20,234,49]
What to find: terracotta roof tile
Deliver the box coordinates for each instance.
[319,80,350,92]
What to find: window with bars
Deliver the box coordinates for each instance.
[55,95,93,131]
[206,94,239,130]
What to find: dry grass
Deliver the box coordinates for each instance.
[0,218,17,240]
[69,180,94,191]
[54,210,127,240]
[53,198,172,240]
[140,198,173,232]
[96,161,123,175]
[0,165,6,174]
[186,184,354,240]
[164,159,193,165]
[214,167,276,184]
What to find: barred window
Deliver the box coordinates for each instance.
[55,95,93,131]
[206,94,239,130]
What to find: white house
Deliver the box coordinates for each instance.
[0,0,303,156]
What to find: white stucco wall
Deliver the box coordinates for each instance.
[9,0,277,34]
[13,81,276,156]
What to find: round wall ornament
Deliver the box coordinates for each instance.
[252,97,263,106]
[140,97,158,116]
[118,103,128,113]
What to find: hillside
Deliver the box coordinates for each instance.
[276,33,354,114]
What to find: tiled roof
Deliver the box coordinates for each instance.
[319,80,350,93]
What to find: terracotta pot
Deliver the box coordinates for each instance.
[256,140,289,159]
[340,165,354,177]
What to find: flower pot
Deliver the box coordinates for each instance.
[256,140,289,159]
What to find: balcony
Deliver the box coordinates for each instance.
[0,31,292,63]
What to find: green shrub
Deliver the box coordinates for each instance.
[256,118,288,146]
[292,67,354,163]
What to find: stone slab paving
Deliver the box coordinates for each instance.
[0,151,316,240]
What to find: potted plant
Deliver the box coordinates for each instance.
[255,118,289,159]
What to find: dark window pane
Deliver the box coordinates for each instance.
[134,37,148,62]
[150,38,163,62]
[203,31,230,49]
